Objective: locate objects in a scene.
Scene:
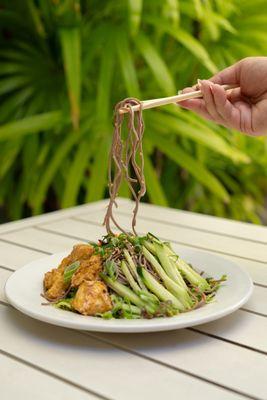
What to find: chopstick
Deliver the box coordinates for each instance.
[119,84,239,114]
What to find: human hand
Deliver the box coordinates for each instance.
[179,57,267,136]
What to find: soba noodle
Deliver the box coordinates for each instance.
[103,98,146,235]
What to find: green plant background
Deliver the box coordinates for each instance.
[0,0,266,224]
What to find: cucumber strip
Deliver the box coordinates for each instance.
[120,260,141,293]
[144,240,157,255]
[123,249,148,291]
[166,247,210,291]
[153,242,188,290]
[100,273,144,308]
[101,273,155,314]
[142,246,192,309]
[137,267,183,311]
[120,303,141,315]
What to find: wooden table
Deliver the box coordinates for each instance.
[0,198,266,400]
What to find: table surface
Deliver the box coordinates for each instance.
[0,198,266,400]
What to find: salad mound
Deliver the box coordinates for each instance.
[42,233,226,319]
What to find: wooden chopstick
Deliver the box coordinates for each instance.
[119,84,239,114]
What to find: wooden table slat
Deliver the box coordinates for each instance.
[244,285,267,316]
[195,310,267,353]
[0,199,114,235]
[1,352,99,400]
[0,268,9,302]
[0,227,83,254]
[91,326,267,400]
[0,241,48,269]
[76,211,266,262]
[118,200,267,242]
[0,305,246,400]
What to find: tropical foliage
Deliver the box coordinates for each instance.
[0,0,266,223]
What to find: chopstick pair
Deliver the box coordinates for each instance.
[119,84,239,114]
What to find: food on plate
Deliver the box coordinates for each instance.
[42,234,226,319]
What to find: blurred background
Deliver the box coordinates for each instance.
[0,0,266,224]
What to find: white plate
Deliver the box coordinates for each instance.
[5,247,253,333]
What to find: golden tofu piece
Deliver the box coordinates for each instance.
[43,243,101,302]
[71,254,102,287]
[72,281,112,315]
[44,268,67,299]
[58,244,94,271]
[70,244,94,261]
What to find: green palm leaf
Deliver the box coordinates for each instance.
[31,129,83,214]
[144,145,168,206]
[128,0,143,36]
[148,132,230,202]
[135,33,176,95]
[96,36,115,121]
[116,34,140,97]
[149,111,250,163]
[162,0,180,27]
[85,136,109,202]
[0,111,62,141]
[85,33,115,203]
[62,136,93,208]
[145,16,217,74]
[60,27,81,130]
[0,140,22,179]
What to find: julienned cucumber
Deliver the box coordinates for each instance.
[120,260,141,293]
[145,239,210,292]
[123,249,148,291]
[100,273,155,314]
[137,267,182,311]
[142,246,192,309]
[153,242,188,290]
[165,247,210,291]
[100,273,143,308]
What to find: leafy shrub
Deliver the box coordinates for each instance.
[0,0,266,223]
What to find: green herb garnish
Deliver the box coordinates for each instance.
[63,261,80,284]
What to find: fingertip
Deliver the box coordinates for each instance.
[200,79,209,86]
[199,79,212,94]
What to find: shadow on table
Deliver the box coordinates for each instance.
[5,305,245,354]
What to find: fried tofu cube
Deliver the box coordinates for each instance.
[70,244,94,261]
[43,243,101,302]
[72,281,112,315]
[44,268,67,299]
[57,244,94,271]
[71,254,102,287]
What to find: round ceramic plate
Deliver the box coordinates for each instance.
[5,247,253,333]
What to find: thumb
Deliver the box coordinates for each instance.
[209,61,241,86]
[183,62,241,93]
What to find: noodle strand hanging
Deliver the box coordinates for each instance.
[103,98,146,235]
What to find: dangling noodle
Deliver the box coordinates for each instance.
[103,98,146,235]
